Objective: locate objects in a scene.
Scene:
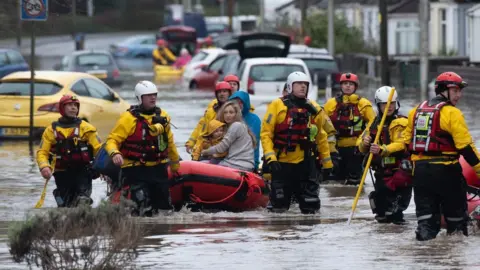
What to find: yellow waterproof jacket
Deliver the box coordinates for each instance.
[311,100,337,153]
[185,98,256,149]
[403,103,480,175]
[152,48,176,66]
[357,117,408,156]
[261,98,333,168]
[105,109,180,168]
[324,94,376,148]
[36,120,102,171]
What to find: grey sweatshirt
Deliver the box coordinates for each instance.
[202,121,254,171]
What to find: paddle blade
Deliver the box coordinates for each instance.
[34,180,49,209]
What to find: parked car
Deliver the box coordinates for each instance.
[190,32,292,91]
[182,48,226,89]
[0,71,130,139]
[54,50,123,87]
[238,57,317,105]
[288,44,341,91]
[206,22,229,36]
[0,49,29,79]
[109,35,157,58]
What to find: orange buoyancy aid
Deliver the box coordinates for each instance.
[119,108,169,163]
[330,95,364,137]
[408,100,457,156]
[52,121,93,170]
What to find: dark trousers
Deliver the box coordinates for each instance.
[330,146,364,182]
[413,162,468,241]
[270,161,320,214]
[53,168,92,207]
[122,163,172,215]
[372,171,412,223]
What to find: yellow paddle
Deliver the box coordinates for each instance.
[347,87,396,225]
[35,178,50,208]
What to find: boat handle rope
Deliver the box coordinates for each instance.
[189,172,248,204]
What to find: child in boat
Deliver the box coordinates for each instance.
[193,119,228,164]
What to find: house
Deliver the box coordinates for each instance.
[387,0,420,55]
[467,4,480,62]
[430,0,476,57]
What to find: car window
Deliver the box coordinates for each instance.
[0,82,62,96]
[141,37,156,45]
[190,51,208,63]
[209,56,227,71]
[0,53,8,66]
[83,79,112,100]
[237,61,246,78]
[249,64,305,82]
[61,56,70,69]
[6,51,25,64]
[76,54,112,66]
[71,80,91,97]
[301,58,338,72]
[223,54,240,75]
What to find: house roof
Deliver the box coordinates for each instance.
[388,0,419,14]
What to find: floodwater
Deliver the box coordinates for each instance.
[1,76,480,270]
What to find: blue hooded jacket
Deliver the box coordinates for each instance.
[229,91,261,170]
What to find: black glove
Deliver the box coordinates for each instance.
[269,161,282,173]
[152,115,168,126]
[331,152,341,173]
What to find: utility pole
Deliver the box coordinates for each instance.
[419,0,430,101]
[259,0,265,31]
[300,0,307,38]
[328,0,334,56]
[379,0,390,86]
[227,0,234,32]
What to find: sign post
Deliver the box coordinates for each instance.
[20,0,48,145]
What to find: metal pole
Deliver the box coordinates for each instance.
[29,21,35,145]
[220,0,224,17]
[327,0,335,56]
[379,0,390,85]
[419,0,429,101]
[300,0,307,38]
[259,0,265,31]
[326,74,332,100]
[227,0,234,32]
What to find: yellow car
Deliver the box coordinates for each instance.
[0,71,131,139]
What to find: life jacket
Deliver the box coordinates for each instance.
[119,107,169,163]
[330,95,364,137]
[273,97,317,153]
[52,121,93,170]
[369,115,406,176]
[408,99,457,156]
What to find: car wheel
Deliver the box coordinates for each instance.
[189,81,198,90]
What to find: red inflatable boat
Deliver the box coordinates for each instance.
[167,161,269,211]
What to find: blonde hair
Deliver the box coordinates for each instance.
[216,101,257,148]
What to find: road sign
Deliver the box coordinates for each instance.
[20,0,48,21]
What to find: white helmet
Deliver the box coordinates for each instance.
[134,80,158,102]
[374,86,399,110]
[286,71,310,94]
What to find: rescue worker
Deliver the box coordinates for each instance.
[201,36,215,49]
[191,82,233,159]
[261,71,333,214]
[324,73,376,184]
[304,36,312,46]
[105,80,180,216]
[152,39,176,66]
[357,86,412,224]
[37,95,102,207]
[186,74,253,153]
[403,72,480,241]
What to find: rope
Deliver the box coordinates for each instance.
[189,172,248,204]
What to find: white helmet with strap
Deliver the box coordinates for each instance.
[134,80,158,102]
[286,71,310,94]
[374,86,399,110]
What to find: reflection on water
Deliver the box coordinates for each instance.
[1,83,480,269]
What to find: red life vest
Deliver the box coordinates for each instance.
[273,97,317,153]
[52,121,93,170]
[120,108,169,163]
[369,115,406,176]
[408,100,457,156]
[330,95,364,137]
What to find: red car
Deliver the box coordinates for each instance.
[190,32,291,91]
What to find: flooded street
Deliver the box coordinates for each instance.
[1,39,480,268]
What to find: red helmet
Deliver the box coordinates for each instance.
[59,95,80,117]
[205,36,213,45]
[157,39,166,46]
[304,36,312,46]
[215,81,232,92]
[435,71,467,94]
[224,74,239,84]
[340,73,359,87]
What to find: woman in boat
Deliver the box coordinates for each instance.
[201,101,256,171]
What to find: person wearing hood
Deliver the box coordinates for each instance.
[172,48,192,69]
[186,74,255,153]
[324,73,376,185]
[105,80,180,216]
[229,90,261,171]
[37,95,102,207]
[192,119,228,163]
[261,72,333,214]
[357,86,412,224]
